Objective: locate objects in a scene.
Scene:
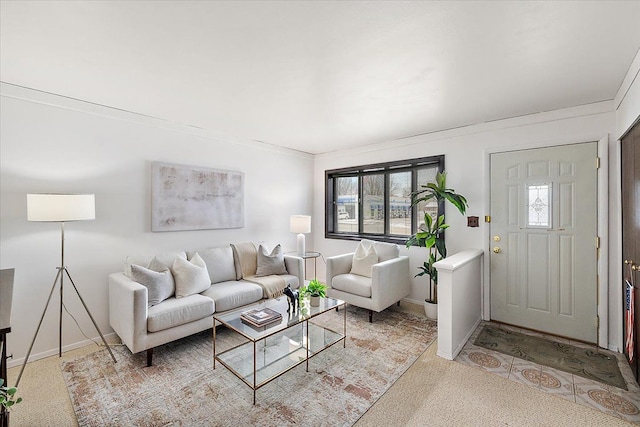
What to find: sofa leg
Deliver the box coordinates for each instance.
[146,348,153,367]
[369,310,373,323]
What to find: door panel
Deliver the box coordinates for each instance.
[490,142,598,343]
[622,120,640,380]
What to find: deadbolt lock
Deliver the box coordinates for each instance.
[493,247,501,254]
[493,236,501,242]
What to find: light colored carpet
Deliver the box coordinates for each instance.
[61,306,437,426]
[6,303,633,427]
[355,339,633,427]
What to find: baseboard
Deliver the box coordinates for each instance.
[436,316,481,361]
[7,332,119,369]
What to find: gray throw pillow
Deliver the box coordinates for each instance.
[255,244,288,276]
[131,257,175,307]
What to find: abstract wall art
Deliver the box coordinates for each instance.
[151,162,244,232]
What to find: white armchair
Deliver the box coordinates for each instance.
[326,240,411,322]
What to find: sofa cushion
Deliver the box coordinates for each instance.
[130,257,175,307]
[331,273,372,298]
[201,281,263,312]
[173,253,211,298]
[362,239,399,262]
[255,244,288,276]
[124,251,187,278]
[189,247,237,284]
[279,274,300,289]
[350,241,378,278]
[147,294,214,333]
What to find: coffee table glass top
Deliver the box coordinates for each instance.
[214,295,343,342]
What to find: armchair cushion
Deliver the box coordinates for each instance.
[350,241,378,278]
[331,273,372,298]
[361,239,399,262]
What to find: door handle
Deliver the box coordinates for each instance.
[493,247,501,254]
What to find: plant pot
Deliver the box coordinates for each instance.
[424,300,438,320]
[310,296,320,307]
[1,410,8,427]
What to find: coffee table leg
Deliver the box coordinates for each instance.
[213,319,217,369]
[343,303,347,348]
[253,340,257,405]
[306,320,309,372]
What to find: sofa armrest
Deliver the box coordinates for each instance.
[371,256,411,311]
[284,255,304,289]
[326,252,355,285]
[108,272,149,353]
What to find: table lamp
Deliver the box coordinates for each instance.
[290,215,311,255]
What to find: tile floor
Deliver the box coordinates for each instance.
[457,322,640,424]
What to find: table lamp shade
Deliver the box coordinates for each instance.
[290,215,311,255]
[290,215,311,234]
[27,194,95,222]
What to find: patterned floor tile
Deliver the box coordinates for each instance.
[459,322,640,424]
[509,364,541,388]
[457,348,512,378]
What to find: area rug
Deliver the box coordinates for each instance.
[474,324,626,390]
[61,306,437,427]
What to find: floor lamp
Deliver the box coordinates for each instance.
[16,194,116,387]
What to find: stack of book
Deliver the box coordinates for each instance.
[241,307,282,328]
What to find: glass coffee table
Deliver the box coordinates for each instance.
[213,296,346,404]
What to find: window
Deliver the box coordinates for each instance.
[325,156,444,243]
[527,183,551,228]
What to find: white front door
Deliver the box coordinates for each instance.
[490,142,598,343]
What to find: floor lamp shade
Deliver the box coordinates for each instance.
[27,194,95,222]
[290,215,311,255]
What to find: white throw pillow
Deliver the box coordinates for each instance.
[361,239,399,262]
[172,253,211,298]
[255,244,288,276]
[350,241,378,278]
[131,257,175,307]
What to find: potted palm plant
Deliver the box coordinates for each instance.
[406,171,468,319]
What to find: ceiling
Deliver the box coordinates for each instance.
[1,1,640,155]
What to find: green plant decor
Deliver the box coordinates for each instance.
[299,279,327,299]
[0,379,22,412]
[405,171,468,304]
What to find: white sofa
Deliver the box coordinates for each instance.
[109,243,303,366]
[326,239,411,322]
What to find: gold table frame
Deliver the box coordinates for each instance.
[213,296,346,404]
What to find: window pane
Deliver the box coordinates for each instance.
[415,167,439,230]
[336,177,358,233]
[363,174,384,234]
[389,171,411,236]
[527,183,551,227]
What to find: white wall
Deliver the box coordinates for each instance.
[314,101,620,349]
[0,84,313,365]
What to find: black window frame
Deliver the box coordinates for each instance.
[325,155,444,244]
